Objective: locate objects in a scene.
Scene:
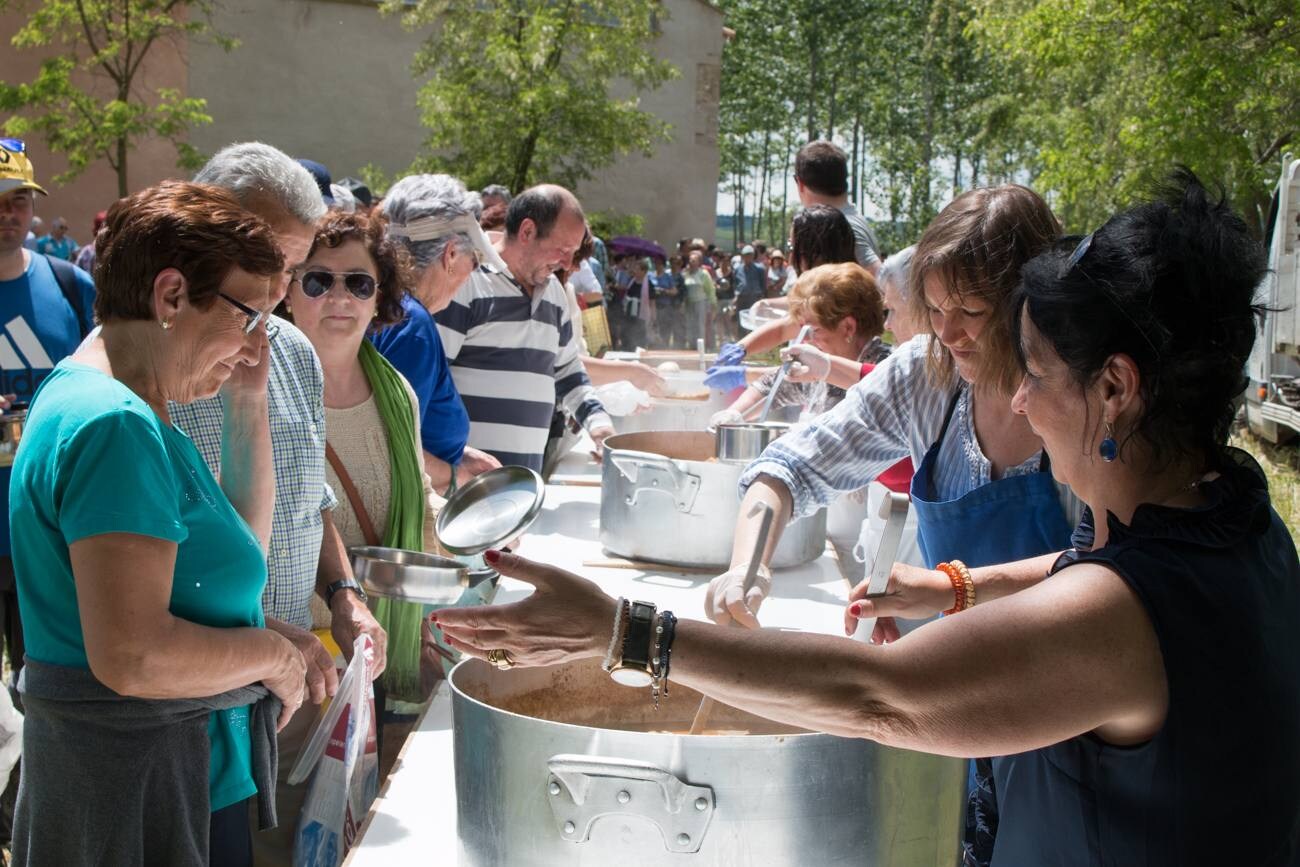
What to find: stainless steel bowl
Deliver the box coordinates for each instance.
[436,466,546,555]
[349,546,470,606]
[714,421,792,464]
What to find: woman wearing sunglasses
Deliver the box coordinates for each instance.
[9,181,306,865]
[280,211,443,717]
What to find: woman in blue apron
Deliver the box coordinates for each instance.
[910,389,1072,866]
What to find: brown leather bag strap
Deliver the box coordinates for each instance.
[325,442,381,547]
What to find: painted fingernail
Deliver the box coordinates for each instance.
[485,549,502,564]
[849,603,862,617]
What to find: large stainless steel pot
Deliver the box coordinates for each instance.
[600,430,827,568]
[451,657,965,866]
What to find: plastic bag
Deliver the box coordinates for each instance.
[595,380,653,416]
[291,634,379,867]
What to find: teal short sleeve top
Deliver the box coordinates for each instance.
[10,361,270,811]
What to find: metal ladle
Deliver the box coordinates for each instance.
[756,324,813,424]
[688,501,775,734]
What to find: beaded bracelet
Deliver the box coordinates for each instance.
[650,610,677,709]
[939,561,976,615]
[951,559,975,610]
[601,598,630,672]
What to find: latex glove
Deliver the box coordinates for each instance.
[715,342,746,366]
[704,562,773,628]
[708,408,745,430]
[704,364,747,391]
[781,343,832,383]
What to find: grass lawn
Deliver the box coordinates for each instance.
[1232,425,1300,548]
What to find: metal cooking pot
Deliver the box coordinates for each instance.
[451,657,965,866]
[600,430,826,569]
[349,546,473,606]
[714,421,792,464]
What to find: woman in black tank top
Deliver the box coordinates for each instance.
[432,170,1300,867]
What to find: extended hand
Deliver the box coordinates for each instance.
[704,562,772,628]
[457,447,502,484]
[267,618,338,705]
[588,424,616,461]
[703,364,747,391]
[626,362,667,398]
[782,344,831,383]
[331,591,388,680]
[433,550,612,667]
[842,563,955,643]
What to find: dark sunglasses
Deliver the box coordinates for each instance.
[300,270,376,300]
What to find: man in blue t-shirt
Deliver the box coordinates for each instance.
[0,139,96,687]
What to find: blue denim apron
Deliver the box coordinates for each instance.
[908,389,1073,867]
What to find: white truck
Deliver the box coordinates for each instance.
[1246,154,1300,443]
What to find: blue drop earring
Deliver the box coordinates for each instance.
[1099,422,1118,463]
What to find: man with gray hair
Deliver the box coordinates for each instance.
[375,173,503,491]
[480,184,511,211]
[172,141,387,863]
[436,184,614,471]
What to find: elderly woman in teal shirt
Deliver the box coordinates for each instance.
[9,181,309,866]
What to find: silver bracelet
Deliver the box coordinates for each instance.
[601,597,629,672]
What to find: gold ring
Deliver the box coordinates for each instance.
[487,648,515,670]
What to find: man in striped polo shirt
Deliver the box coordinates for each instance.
[435,185,614,471]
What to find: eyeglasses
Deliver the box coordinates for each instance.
[218,292,266,334]
[0,139,25,154]
[300,270,377,300]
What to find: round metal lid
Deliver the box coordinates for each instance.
[436,466,546,555]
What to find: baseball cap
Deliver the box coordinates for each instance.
[0,138,48,196]
[741,244,755,255]
[296,158,334,206]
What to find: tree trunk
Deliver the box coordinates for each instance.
[826,74,838,141]
[953,147,961,194]
[807,35,820,140]
[850,115,860,204]
[780,135,793,234]
[116,135,128,198]
[756,130,771,243]
[511,126,541,193]
[738,168,748,246]
[733,170,743,248]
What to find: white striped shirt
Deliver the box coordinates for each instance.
[436,264,611,472]
[740,335,1083,524]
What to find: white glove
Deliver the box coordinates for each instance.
[704,562,773,628]
[781,343,831,383]
[708,407,746,430]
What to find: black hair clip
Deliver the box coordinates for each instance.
[1058,231,1094,279]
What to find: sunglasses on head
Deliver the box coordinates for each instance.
[299,270,377,300]
[0,138,25,154]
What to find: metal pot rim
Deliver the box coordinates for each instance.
[449,658,823,742]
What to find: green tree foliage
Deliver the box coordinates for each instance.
[0,0,234,197]
[973,0,1300,233]
[386,0,679,194]
[720,0,1296,249]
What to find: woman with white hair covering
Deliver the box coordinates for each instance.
[372,174,505,492]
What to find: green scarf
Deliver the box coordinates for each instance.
[357,340,428,703]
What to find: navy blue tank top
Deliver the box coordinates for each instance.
[986,449,1300,865]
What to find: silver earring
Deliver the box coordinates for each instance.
[160,319,173,331]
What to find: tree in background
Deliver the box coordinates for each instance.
[719,0,1296,249]
[973,0,1300,233]
[386,0,678,193]
[0,0,233,197]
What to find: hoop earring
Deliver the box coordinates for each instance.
[1099,422,1117,463]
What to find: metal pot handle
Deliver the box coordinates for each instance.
[546,754,714,853]
[608,451,701,513]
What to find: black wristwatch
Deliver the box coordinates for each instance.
[325,578,367,608]
[610,600,656,687]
